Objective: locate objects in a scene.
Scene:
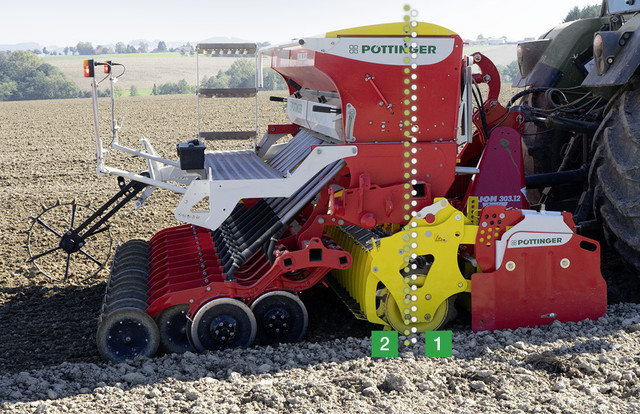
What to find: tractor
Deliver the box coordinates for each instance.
[514,0,640,273]
[26,21,607,361]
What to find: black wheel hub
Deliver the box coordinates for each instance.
[59,230,84,253]
[250,291,308,345]
[263,308,291,336]
[110,320,146,352]
[98,312,159,361]
[190,298,257,352]
[209,316,237,343]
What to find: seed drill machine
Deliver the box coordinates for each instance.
[27,22,606,361]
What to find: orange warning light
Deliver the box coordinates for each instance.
[83,59,94,78]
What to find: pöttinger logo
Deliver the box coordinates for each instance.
[508,232,571,249]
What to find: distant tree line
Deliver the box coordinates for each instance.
[564,4,601,22]
[18,41,192,56]
[152,59,286,95]
[26,40,276,58]
[200,59,286,90]
[0,51,82,101]
[66,40,192,56]
[152,79,194,95]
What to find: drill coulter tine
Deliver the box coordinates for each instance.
[70,200,77,229]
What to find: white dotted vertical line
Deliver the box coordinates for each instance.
[401,4,420,348]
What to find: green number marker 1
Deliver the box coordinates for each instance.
[425,331,453,357]
[371,331,399,357]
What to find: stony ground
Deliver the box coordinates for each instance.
[1,304,640,413]
[0,91,639,413]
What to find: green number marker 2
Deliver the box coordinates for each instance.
[371,331,399,357]
[425,331,452,357]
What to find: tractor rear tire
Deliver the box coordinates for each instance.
[590,82,640,273]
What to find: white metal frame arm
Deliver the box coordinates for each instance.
[90,73,195,196]
[175,145,357,230]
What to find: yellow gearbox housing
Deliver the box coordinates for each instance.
[329,199,477,333]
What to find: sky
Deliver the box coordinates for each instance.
[1,0,602,47]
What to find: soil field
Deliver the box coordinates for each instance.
[0,91,639,413]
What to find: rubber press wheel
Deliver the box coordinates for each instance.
[103,297,149,313]
[108,278,149,294]
[114,242,149,259]
[109,268,149,284]
[111,257,149,274]
[106,287,149,304]
[251,291,308,345]
[156,304,195,354]
[190,298,256,352]
[116,239,149,253]
[96,308,160,361]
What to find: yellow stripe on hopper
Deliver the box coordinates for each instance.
[325,22,457,38]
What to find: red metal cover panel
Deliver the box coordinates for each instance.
[472,225,606,331]
[344,142,457,197]
[464,126,529,211]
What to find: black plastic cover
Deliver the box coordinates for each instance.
[177,139,206,170]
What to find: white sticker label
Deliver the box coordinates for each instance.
[507,232,572,249]
[327,37,455,66]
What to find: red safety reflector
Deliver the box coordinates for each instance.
[83,59,94,78]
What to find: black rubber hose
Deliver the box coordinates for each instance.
[506,87,549,108]
[471,85,489,140]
